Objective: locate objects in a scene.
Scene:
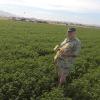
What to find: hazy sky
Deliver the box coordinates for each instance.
[0,0,100,25]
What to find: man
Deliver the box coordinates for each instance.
[54,28,81,86]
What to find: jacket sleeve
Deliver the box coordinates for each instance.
[59,38,67,47]
[73,41,81,56]
[54,38,67,52]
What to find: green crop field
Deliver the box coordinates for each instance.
[0,20,100,100]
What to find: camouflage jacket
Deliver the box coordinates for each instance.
[58,37,81,62]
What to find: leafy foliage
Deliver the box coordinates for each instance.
[0,20,100,100]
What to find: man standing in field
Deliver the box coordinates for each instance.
[54,28,81,86]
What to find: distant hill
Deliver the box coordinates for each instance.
[0,10,15,17]
[0,10,99,28]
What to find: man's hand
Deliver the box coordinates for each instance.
[64,52,77,57]
[61,51,77,57]
[61,51,70,57]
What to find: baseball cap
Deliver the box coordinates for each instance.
[68,28,76,33]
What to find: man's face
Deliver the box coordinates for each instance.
[67,31,76,39]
